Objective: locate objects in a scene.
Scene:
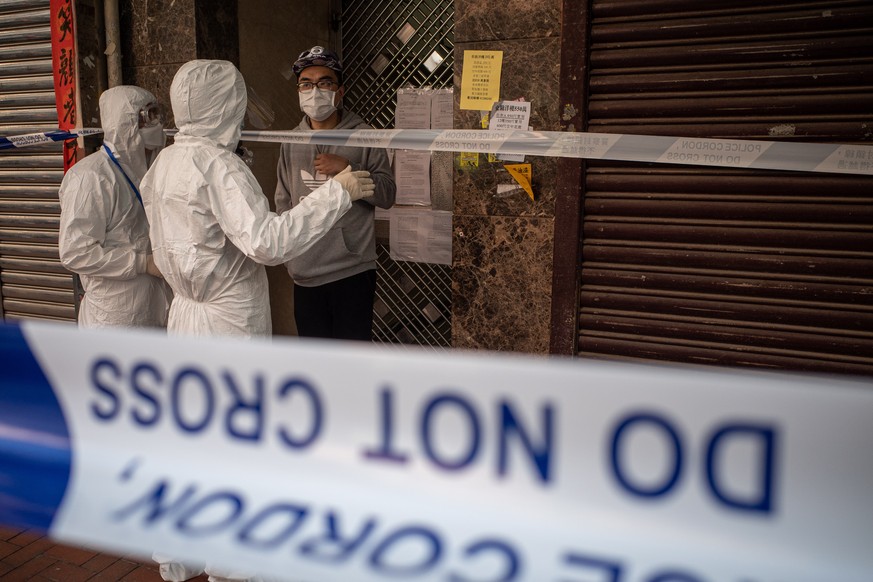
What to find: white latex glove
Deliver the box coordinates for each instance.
[146,254,164,279]
[333,165,375,201]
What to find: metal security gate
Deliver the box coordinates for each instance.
[0,0,76,322]
[340,0,454,348]
[577,0,873,374]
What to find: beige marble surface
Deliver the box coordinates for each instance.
[452,215,555,353]
[119,0,240,131]
[455,0,561,42]
[194,0,240,64]
[120,0,196,68]
[451,31,561,353]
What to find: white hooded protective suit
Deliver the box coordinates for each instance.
[141,60,352,337]
[58,85,171,328]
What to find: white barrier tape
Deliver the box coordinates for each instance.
[0,128,102,150]
[243,129,873,176]
[2,321,872,582]
[3,127,872,175]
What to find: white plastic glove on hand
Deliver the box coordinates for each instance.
[333,165,375,201]
[146,254,163,279]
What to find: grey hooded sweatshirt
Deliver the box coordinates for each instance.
[275,110,396,286]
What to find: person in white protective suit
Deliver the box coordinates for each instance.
[144,60,372,582]
[140,59,373,339]
[58,85,171,329]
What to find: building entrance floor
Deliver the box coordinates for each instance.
[0,526,209,581]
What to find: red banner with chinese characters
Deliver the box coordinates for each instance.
[50,0,78,171]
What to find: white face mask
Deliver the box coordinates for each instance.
[140,123,166,150]
[299,88,337,122]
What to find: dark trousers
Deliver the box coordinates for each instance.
[293,269,377,341]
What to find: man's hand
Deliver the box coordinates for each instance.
[314,153,349,176]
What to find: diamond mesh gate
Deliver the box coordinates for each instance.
[339,0,453,348]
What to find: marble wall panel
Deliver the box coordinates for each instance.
[451,0,563,354]
[452,215,554,353]
[120,0,196,68]
[453,37,561,218]
[195,0,239,65]
[120,0,240,125]
[455,0,561,43]
[75,0,104,128]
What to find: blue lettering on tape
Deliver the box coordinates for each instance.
[91,358,122,420]
[88,358,324,451]
[498,399,553,483]
[647,571,706,582]
[223,370,265,442]
[298,512,376,564]
[563,551,623,582]
[176,490,245,536]
[362,387,411,464]
[132,362,162,426]
[363,387,555,484]
[172,368,216,433]
[611,413,684,498]
[277,377,323,449]
[368,525,443,576]
[238,503,308,550]
[109,466,532,581]
[422,393,482,470]
[705,423,778,514]
[609,411,779,515]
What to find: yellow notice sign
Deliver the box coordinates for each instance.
[481,113,498,161]
[459,152,480,170]
[504,163,534,201]
[460,50,503,111]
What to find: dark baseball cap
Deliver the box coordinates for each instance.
[292,46,343,82]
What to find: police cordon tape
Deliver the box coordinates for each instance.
[0,128,103,150]
[3,127,873,176]
[2,320,872,582]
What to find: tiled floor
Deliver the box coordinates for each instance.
[0,526,209,582]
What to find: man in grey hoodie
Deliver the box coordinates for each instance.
[275,46,396,341]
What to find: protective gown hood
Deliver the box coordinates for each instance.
[99,85,156,185]
[142,59,352,338]
[171,59,245,150]
[58,85,171,329]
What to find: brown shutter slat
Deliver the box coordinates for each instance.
[580,0,873,375]
[0,0,76,323]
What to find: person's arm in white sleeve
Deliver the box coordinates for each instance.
[58,170,148,278]
[274,144,294,215]
[211,154,352,266]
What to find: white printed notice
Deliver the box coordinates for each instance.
[489,100,532,162]
[394,149,432,205]
[389,207,451,265]
[430,88,454,129]
[395,89,432,129]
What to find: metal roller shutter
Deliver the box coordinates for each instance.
[580,0,873,374]
[0,0,77,322]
